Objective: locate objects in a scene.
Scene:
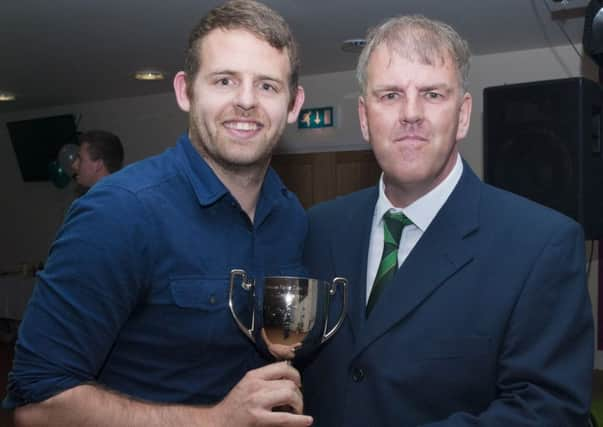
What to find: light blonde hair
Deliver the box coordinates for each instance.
[356,15,471,95]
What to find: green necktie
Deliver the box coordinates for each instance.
[366,210,413,317]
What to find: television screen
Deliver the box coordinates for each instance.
[7,114,78,182]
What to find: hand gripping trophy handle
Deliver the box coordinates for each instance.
[228,269,348,354]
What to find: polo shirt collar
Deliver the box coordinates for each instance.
[176,133,228,206]
[255,166,291,224]
[175,133,290,212]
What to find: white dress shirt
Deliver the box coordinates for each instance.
[366,155,464,303]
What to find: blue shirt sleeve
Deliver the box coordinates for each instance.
[4,184,153,407]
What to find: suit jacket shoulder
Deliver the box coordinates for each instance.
[477,178,583,240]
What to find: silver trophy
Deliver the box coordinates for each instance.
[228,269,348,361]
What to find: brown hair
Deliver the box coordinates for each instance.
[79,130,124,173]
[184,0,300,100]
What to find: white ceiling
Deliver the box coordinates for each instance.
[0,0,593,114]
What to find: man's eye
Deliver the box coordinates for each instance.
[261,82,277,92]
[425,91,442,99]
[382,92,398,100]
[217,78,231,86]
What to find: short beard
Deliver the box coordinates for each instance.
[187,118,273,178]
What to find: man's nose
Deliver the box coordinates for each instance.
[398,94,424,124]
[235,81,257,112]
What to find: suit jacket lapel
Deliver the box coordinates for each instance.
[331,187,378,341]
[354,165,482,357]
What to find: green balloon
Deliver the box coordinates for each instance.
[47,161,71,189]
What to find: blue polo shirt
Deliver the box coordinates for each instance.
[5,134,307,407]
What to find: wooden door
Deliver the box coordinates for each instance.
[271,150,381,208]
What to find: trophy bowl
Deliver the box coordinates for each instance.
[228,269,348,361]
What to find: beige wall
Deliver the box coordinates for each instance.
[0,93,186,267]
[1,43,601,365]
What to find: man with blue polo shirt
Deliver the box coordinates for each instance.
[5,1,313,426]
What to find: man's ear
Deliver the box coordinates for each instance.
[358,96,370,143]
[287,86,305,124]
[94,158,107,176]
[173,71,191,112]
[456,92,472,141]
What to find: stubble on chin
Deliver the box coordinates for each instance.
[188,122,275,179]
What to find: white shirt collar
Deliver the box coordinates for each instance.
[374,154,463,230]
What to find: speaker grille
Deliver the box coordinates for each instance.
[484,77,603,239]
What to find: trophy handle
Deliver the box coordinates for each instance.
[321,277,348,343]
[229,269,256,343]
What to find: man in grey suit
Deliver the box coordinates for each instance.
[301,14,593,426]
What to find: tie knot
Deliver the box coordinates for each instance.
[383,210,413,247]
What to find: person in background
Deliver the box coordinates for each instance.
[5,1,313,426]
[301,14,593,426]
[72,130,124,192]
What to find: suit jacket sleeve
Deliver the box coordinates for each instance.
[421,220,593,426]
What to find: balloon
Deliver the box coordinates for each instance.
[57,143,79,177]
[47,161,71,189]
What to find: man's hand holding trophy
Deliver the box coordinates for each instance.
[228,269,348,412]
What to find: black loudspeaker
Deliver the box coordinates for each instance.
[584,0,603,66]
[483,77,603,240]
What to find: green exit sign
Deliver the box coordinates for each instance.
[298,107,334,129]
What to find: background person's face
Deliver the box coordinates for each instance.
[181,28,303,175]
[72,142,101,188]
[359,44,471,207]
